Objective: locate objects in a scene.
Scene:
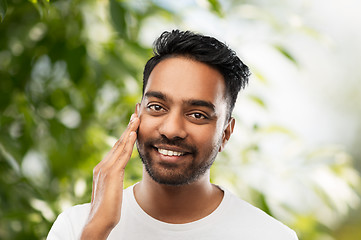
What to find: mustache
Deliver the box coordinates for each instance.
[144,135,197,154]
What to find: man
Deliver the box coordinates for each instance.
[47,30,298,239]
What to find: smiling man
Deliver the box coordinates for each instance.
[47,30,298,240]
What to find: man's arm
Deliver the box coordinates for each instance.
[80,113,140,240]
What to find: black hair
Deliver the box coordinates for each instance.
[142,30,250,119]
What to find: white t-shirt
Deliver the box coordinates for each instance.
[47,185,298,240]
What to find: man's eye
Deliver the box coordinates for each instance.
[189,112,207,119]
[148,104,164,111]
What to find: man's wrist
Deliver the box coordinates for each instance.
[80,220,115,240]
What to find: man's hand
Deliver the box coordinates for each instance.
[80,113,140,240]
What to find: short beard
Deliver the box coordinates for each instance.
[136,136,220,186]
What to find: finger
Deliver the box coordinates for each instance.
[91,176,96,204]
[91,167,100,204]
[111,118,139,162]
[110,113,139,154]
[116,131,137,170]
[94,113,139,173]
[100,114,138,167]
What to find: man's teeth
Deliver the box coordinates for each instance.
[158,148,184,156]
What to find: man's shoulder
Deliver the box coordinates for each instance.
[54,203,91,229]
[222,188,298,239]
[47,203,91,239]
[61,203,91,219]
[58,185,134,221]
[224,190,279,223]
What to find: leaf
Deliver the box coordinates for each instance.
[30,0,50,19]
[0,142,21,175]
[65,45,86,84]
[109,0,128,39]
[274,44,298,66]
[262,125,297,138]
[0,0,7,22]
[207,0,223,17]
[258,193,272,216]
[252,69,268,84]
[248,95,266,108]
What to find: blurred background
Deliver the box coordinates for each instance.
[1,0,360,239]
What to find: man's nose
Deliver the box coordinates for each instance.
[158,111,187,140]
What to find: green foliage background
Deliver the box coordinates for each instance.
[0,0,159,238]
[1,0,360,240]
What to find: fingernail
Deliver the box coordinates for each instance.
[130,114,135,122]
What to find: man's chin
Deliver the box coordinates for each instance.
[144,163,202,186]
[148,174,196,186]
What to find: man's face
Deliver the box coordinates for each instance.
[136,57,232,186]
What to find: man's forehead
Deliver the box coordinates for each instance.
[144,57,226,101]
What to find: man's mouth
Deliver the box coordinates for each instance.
[157,148,186,157]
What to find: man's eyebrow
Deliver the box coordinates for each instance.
[144,91,215,112]
[144,91,168,101]
[185,99,215,112]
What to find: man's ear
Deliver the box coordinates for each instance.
[219,117,235,152]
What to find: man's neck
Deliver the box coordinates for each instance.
[133,170,224,224]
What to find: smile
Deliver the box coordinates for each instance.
[157,148,185,156]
